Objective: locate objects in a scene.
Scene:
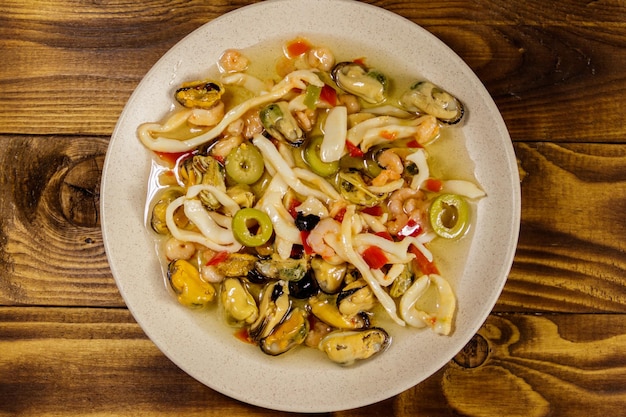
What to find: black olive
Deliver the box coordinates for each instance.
[246,268,268,284]
[288,271,319,299]
[295,212,320,231]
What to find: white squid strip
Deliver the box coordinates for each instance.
[186,184,239,216]
[399,275,430,328]
[137,109,193,146]
[288,94,308,112]
[360,124,420,152]
[354,233,432,263]
[221,72,268,95]
[320,106,347,163]
[359,212,388,234]
[406,149,429,190]
[360,105,413,118]
[253,135,334,203]
[139,70,323,153]
[165,196,241,253]
[399,274,456,335]
[275,236,294,260]
[442,180,486,199]
[258,176,302,246]
[372,263,406,287]
[340,206,405,326]
[183,200,238,245]
[346,115,406,146]
[292,168,342,201]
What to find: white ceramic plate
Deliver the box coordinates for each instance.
[102,0,520,412]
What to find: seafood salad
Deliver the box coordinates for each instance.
[138,37,484,366]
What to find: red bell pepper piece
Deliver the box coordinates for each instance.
[362,246,388,269]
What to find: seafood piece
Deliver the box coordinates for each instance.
[220,277,258,326]
[311,256,347,293]
[309,293,369,330]
[259,101,305,146]
[336,279,377,317]
[389,263,414,298]
[288,271,319,299]
[249,280,291,341]
[213,253,256,277]
[167,259,216,308]
[399,274,456,335]
[334,171,386,207]
[175,80,224,109]
[399,81,464,124]
[318,328,390,366]
[260,307,309,356]
[255,254,309,282]
[150,187,186,234]
[331,62,388,104]
[179,155,226,210]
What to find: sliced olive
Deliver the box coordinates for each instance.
[225,143,265,185]
[429,194,470,239]
[303,136,340,177]
[232,208,273,247]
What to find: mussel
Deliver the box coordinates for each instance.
[249,280,291,341]
[259,101,305,146]
[318,328,391,365]
[167,259,216,308]
[399,81,464,124]
[212,253,257,277]
[255,253,309,282]
[336,279,377,317]
[311,257,347,293]
[309,293,370,330]
[260,307,309,356]
[331,62,388,105]
[150,186,185,234]
[220,277,258,326]
[179,155,226,210]
[175,80,224,109]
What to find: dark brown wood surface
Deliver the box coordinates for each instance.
[2,0,626,415]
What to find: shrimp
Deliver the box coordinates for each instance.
[164,237,196,260]
[371,149,404,187]
[307,218,345,264]
[338,94,361,114]
[218,49,249,73]
[413,114,440,144]
[307,46,335,72]
[210,135,244,160]
[188,101,225,127]
[386,187,425,235]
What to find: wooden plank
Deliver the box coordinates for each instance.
[497,143,626,312]
[0,0,625,140]
[1,307,625,416]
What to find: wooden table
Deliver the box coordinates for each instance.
[1,0,625,415]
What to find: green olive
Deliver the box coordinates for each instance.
[225,143,265,185]
[232,208,273,247]
[303,136,339,177]
[429,194,469,239]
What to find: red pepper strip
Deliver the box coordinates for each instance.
[375,230,394,241]
[425,178,444,192]
[285,38,311,57]
[362,246,388,269]
[300,231,313,255]
[345,140,364,157]
[206,251,229,266]
[406,139,423,148]
[320,84,337,107]
[287,199,301,219]
[361,205,383,216]
[333,207,346,222]
[155,150,194,167]
[409,244,439,275]
[397,218,423,238]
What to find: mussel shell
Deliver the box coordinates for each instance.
[150,186,185,234]
[331,61,388,105]
[399,81,464,124]
[167,259,216,308]
[318,328,391,366]
[175,80,224,109]
[260,307,309,356]
[311,257,347,294]
[259,101,305,146]
[249,280,292,341]
[309,293,370,330]
[336,279,376,317]
[254,254,309,282]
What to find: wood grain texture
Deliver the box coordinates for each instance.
[1,0,625,141]
[2,308,625,416]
